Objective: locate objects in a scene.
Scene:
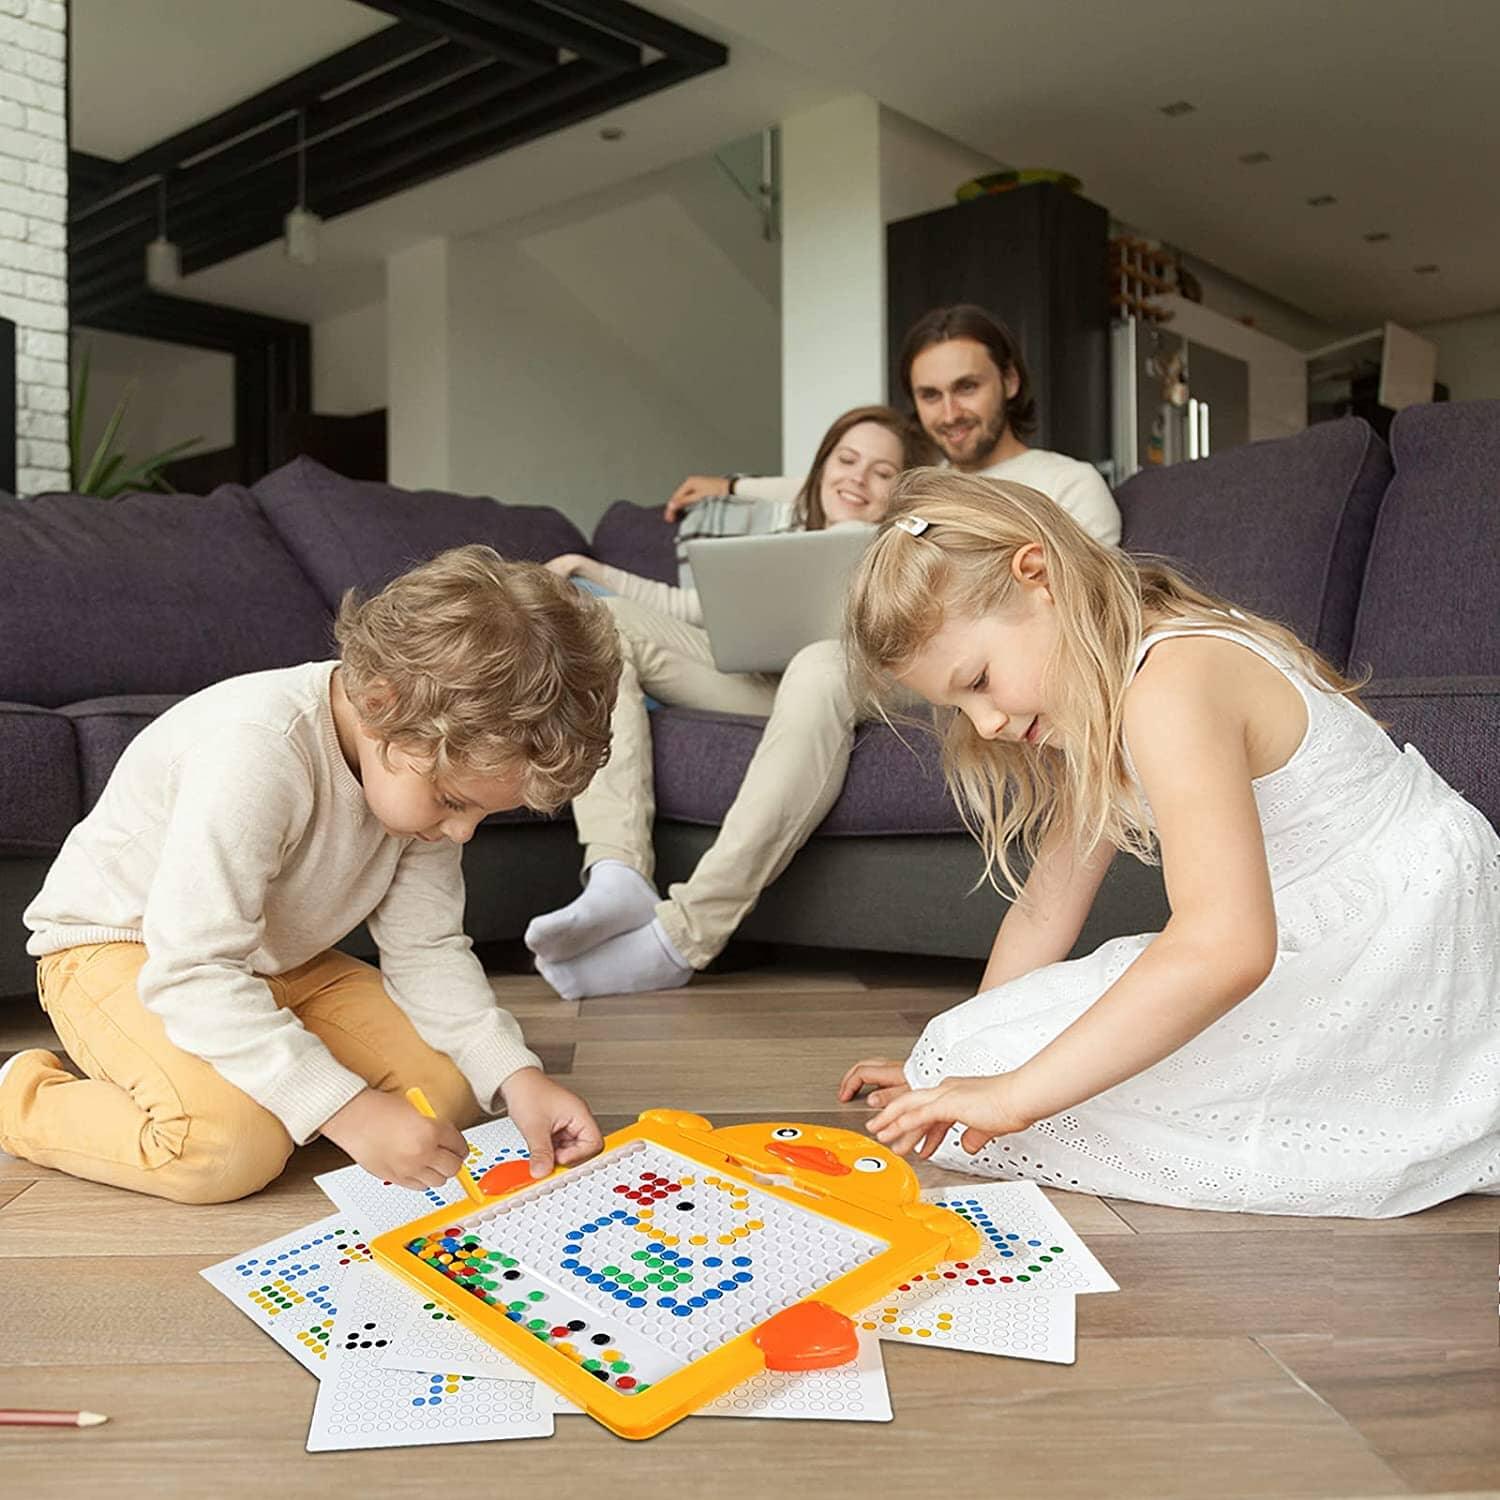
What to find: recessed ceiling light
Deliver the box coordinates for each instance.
[1238,151,1271,165]
[1363,231,1391,243]
[1413,264,1439,274]
[1306,194,1337,207]
[599,125,625,141]
[1158,100,1195,117]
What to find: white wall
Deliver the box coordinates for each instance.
[879,107,1007,226]
[314,300,386,415]
[75,330,233,466]
[0,0,68,494]
[387,152,780,530]
[1415,308,1500,401]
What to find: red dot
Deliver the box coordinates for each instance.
[965,1278,979,1286]
[662,1183,681,1193]
[613,1185,630,1194]
[640,1172,658,1182]
[443,1227,462,1237]
[955,1262,969,1270]
[943,1271,957,1279]
[999,1275,1013,1283]
[551,1326,569,1338]
[616,1377,637,1390]
[897,1284,910,1292]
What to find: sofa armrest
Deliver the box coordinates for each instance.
[589,500,677,585]
[1361,675,1500,832]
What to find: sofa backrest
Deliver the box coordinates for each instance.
[590,500,677,585]
[1348,400,1500,677]
[1116,417,1391,668]
[0,485,334,707]
[252,457,590,608]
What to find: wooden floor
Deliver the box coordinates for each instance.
[2,948,1496,1499]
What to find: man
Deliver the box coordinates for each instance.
[666,304,1121,546]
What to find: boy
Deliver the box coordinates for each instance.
[0,545,620,1203]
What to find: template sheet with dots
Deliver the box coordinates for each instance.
[200,1212,381,1376]
[307,1264,552,1452]
[315,1116,530,1233]
[381,1293,894,1423]
[402,1139,888,1401]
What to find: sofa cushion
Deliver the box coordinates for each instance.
[1349,400,1500,676]
[253,457,590,607]
[60,695,183,811]
[1117,416,1391,668]
[0,486,335,707]
[590,501,678,585]
[649,707,964,836]
[1361,676,1500,832]
[0,702,79,853]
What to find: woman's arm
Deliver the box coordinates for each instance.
[867,640,1279,1156]
[978,824,1117,991]
[545,554,702,625]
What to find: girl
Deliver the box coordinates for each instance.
[532,406,934,998]
[839,470,1500,1217]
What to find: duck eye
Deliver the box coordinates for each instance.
[852,1156,887,1173]
[770,1127,802,1141]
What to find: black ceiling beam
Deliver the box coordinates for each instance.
[69,0,728,304]
[103,23,437,192]
[353,1,562,68]
[542,0,727,67]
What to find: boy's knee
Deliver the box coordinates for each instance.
[158,1108,294,1204]
[411,1064,484,1131]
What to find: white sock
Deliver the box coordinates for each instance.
[536,918,693,1000]
[525,860,661,963]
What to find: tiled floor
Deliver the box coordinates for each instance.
[2,950,1496,1498]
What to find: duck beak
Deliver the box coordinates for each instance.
[766,1142,851,1175]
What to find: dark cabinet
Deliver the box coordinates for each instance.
[886,183,1110,463]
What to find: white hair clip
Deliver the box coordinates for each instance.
[893,515,930,536]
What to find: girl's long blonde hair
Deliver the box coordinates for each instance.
[844,469,1365,896]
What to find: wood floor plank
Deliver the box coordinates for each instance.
[0,1343,1410,1500]
[1260,1334,1500,1494]
[0,1179,32,1210]
[1107,1194,1500,1236]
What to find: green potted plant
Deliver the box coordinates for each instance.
[69,342,202,496]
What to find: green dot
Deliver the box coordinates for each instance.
[646,1257,663,1268]
[631,1251,649,1262]
[610,1361,630,1373]
[508,1300,527,1312]
[1050,1247,1065,1254]
[583,1359,602,1371]
[500,1256,518,1268]
[527,1290,546,1301]
[463,1236,479,1245]
[1039,1255,1053,1263]
[602,1265,621,1277]
[1028,1264,1042,1272]
[645,1273,662,1284]
[1017,1274,1031,1282]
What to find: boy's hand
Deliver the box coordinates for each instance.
[321,1088,470,1190]
[838,1057,911,1108]
[501,1067,605,1178]
[865,1073,1037,1160]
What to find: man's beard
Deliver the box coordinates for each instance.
[937,399,1009,471]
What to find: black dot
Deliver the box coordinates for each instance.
[375,1340,387,1347]
[591,1332,611,1345]
[364,1323,376,1330]
[674,1201,695,1211]
[503,1269,521,1280]
[590,1367,609,1381]
[359,1340,372,1348]
[567,1320,587,1332]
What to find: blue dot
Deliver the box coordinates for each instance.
[561,1258,579,1270]
[732,1256,752,1267]
[624,1217,640,1227]
[705,1257,723,1268]
[672,1306,691,1317]
[658,1297,677,1308]
[587,1273,605,1285]
[581,1222,598,1233]
[1000,1249,1014,1257]
[1027,1239,1041,1247]
[648,1242,664,1253]
[506,1310,522,1322]
[412,1397,426,1406]
[611,1210,629,1220]
[688,1296,707,1308]
[428,1396,443,1405]
[627,1297,646,1308]
[733,1272,752,1284]
[601,1281,620,1293]
[717,1280,737,1292]
[704,1289,722,1300]
[613,1290,631,1301]
[1006,1233,1019,1241]
[678,1258,694,1268]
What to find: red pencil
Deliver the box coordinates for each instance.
[0,1409,108,1428]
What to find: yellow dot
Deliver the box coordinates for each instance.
[917,1329,932,1338]
[717,1235,736,1245]
[602,1348,622,1362]
[746,1220,764,1231]
[861,1321,876,1330]
[679,1176,695,1186]
[881,1316,897,1325]
[660,1235,679,1247]
[556,1343,576,1357]
[689,1235,707,1246]
[898,1326,913,1336]
[705,1176,721,1187]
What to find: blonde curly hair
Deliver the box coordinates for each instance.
[335,545,620,813]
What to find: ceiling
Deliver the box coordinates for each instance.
[69,0,1500,330]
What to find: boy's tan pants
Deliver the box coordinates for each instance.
[0,942,480,1204]
[572,593,863,967]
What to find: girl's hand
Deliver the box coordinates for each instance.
[866,1073,1037,1160]
[838,1056,911,1109]
[500,1067,605,1177]
[544,553,587,579]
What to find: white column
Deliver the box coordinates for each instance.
[0,0,69,495]
[778,94,885,472]
[385,237,451,490]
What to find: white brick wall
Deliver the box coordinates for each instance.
[0,0,68,494]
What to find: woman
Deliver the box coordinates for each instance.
[534,405,935,998]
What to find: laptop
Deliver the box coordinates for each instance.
[685,523,877,674]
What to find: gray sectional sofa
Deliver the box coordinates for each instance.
[2,403,1496,999]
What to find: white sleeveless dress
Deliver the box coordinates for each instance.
[907,626,1500,1216]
